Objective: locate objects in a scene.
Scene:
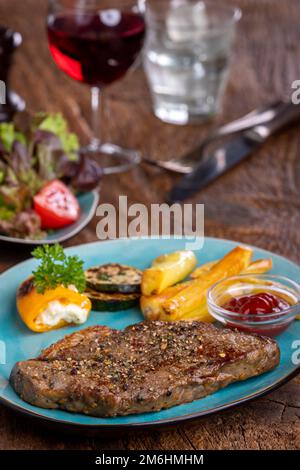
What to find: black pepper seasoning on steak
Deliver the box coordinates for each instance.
[10,321,280,417]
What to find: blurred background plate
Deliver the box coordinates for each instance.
[0,189,99,245]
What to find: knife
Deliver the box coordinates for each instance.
[168,102,300,203]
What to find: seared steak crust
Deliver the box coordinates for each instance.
[10,321,280,417]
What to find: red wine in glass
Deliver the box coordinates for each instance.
[47,1,145,175]
[47,10,145,86]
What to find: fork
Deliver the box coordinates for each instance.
[142,100,288,174]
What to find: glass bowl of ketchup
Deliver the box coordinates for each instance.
[207,274,300,337]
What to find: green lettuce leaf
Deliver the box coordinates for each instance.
[35,113,79,159]
[0,206,15,221]
[0,123,26,151]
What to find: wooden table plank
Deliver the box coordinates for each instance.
[0,0,299,450]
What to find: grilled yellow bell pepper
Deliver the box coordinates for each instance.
[17,277,91,333]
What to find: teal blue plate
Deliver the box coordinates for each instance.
[0,190,99,245]
[0,237,299,430]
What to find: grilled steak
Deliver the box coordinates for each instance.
[10,321,280,417]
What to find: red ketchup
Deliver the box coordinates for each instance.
[222,292,291,337]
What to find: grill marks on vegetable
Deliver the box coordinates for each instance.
[85,264,142,293]
[85,263,142,312]
[17,276,35,298]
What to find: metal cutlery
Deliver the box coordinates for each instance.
[168,101,300,202]
[143,100,291,174]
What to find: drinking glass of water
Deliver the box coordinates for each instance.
[143,0,241,125]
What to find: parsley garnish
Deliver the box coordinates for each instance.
[31,244,86,294]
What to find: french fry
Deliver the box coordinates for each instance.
[140,281,192,320]
[191,257,272,279]
[157,300,214,323]
[141,250,197,296]
[162,306,213,323]
[181,309,214,323]
[162,246,253,319]
[244,258,273,274]
[142,250,272,323]
[190,261,217,278]
[141,284,214,323]
[179,302,214,323]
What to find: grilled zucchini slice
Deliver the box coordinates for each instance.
[85,288,140,312]
[85,264,142,293]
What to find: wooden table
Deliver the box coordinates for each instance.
[0,0,300,450]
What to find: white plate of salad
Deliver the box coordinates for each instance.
[0,112,102,244]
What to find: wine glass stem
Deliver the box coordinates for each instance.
[90,86,101,150]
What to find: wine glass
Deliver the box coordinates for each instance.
[47,0,145,174]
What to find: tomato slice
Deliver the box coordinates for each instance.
[34,180,80,229]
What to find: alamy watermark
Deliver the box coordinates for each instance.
[95,196,204,250]
[291,80,300,104]
[291,340,300,365]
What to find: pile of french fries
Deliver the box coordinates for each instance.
[140,246,273,323]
